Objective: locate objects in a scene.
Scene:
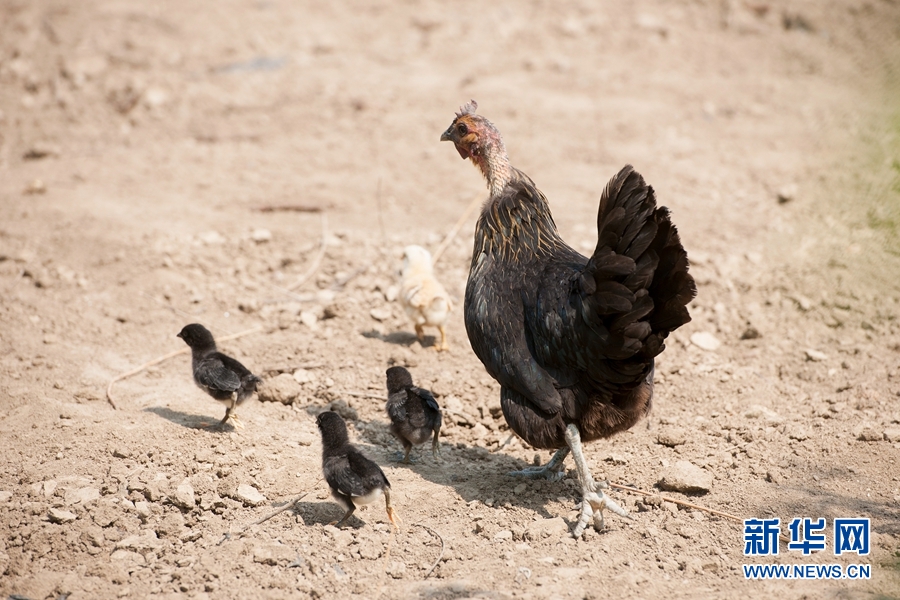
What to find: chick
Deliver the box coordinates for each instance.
[399,245,452,351]
[177,323,261,429]
[316,411,400,528]
[385,366,442,463]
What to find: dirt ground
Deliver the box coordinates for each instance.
[2,0,900,598]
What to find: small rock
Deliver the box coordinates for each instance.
[110,550,146,565]
[656,428,687,447]
[370,308,391,322]
[293,368,316,384]
[494,530,513,541]
[513,483,527,494]
[258,373,301,404]
[777,184,797,204]
[766,471,781,484]
[65,487,100,505]
[198,230,226,245]
[790,294,813,311]
[112,447,132,459]
[690,332,721,351]
[116,530,163,551]
[172,478,196,510]
[661,501,679,514]
[525,517,568,540]
[856,427,882,442]
[48,508,77,523]
[250,228,272,243]
[296,432,316,447]
[386,560,406,579]
[384,284,399,302]
[804,349,828,362]
[740,326,761,340]
[235,484,266,507]
[883,427,900,443]
[134,501,152,519]
[299,311,318,329]
[657,461,712,494]
[0,491,12,502]
[358,538,382,560]
[328,399,358,421]
[743,405,783,424]
[23,142,61,160]
[470,422,488,440]
[24,179,47,195]
[252,543,295,566]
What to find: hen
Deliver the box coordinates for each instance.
[441,102,696,537]
[177,323,261,429]
[399,244,453,351]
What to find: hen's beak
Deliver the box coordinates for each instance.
[440,126,454,142]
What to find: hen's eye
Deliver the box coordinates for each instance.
[457,123,468,136]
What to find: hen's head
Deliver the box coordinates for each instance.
[440,100,504,161]
[441,101,510,196]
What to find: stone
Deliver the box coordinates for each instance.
[494,530,513,541]
[370,308,391,322]
[656,428,687,447]
[293,368,316,384]
[743,405,783,424]
[386,560,406,579]
[258,373,301,404]
[48,508,77,523]
[235,484,266,507]
[252,543,295,566]
[250,228,272,243]
[172,478,196,510]
[690,332,721,351]
[328,399,358,421]
[64,486,100,505]
[777,184,797,204]
[856,426,882,442]
[883,427,900,443]
[804,349,828,362]
[299,311,318,329]
[525,517,568,540]
[0,491,12,503]
[657,461,712,494]
[116,530,163,551]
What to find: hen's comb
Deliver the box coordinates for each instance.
[456,100,478,118]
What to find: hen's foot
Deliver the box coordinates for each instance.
[565,424,631,538]
[508,447,569,480]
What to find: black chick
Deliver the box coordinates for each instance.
[385,366,442,463]
[177,323,261,429]
[316,411,400,528]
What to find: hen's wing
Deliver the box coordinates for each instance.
[530,165,695,387]
[195,356,242,394]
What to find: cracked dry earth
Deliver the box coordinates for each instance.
[1,0,900,599]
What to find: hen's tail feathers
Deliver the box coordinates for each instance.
[585,165,696,360]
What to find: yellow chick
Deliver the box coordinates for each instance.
[399,245,452,351]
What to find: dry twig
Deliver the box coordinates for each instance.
[217,488,315,546]
[345,391,384,400]
[287,212,328,291]
[412,523,445,579]
[430,194,482,266]
[105,325,263,409]
[254,204,323,213]
[609,482,790,542]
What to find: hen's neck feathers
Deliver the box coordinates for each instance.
[475,137,512,198]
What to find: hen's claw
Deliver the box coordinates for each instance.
[508,446,569,480]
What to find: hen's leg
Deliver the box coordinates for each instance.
[437,325,449,352]
[565,424,631,537]
[431,425,442,460]
[508,446,569,481]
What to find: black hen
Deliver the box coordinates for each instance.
[316,411,399,528]
[177,323,261,429]
[441,101,696,537]
[385,366,442,463]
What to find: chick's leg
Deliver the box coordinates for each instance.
[383,488,401,530]
[220,399,244,429]
[437,325,449,352]
[508,446,569,481]
[415,324,425,343]
[431,425,442,460]
[565,424,631,537]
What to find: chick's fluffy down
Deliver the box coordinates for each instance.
[400,245,452,328]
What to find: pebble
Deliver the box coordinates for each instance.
[386,560,407,579]
[134,501,152,519]
[804,349,828,362]
[856,426,882,442]
[657,460,712,494]
[690,332,721,351]
[299,311,318,329]
[295,432,316,446]
[0,491,11,502]
[252,543,296,565]
[293,368,316,384]
[65,486,100,505]
[656,428,687,447]
[258,373,301,404]
[494,530,513,541]
[172,478,196,510]
[235,484,267,507]
[777,184,797,204]
[117,530,164,551]
[881,427,900,443]
[525,517,568,540]
[743,405,783,424]
[370,308,391,322]
[48,508,77,523]
[328,399,358,421]
[250,228,272,243]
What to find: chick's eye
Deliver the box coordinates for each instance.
[457,123,468,136]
